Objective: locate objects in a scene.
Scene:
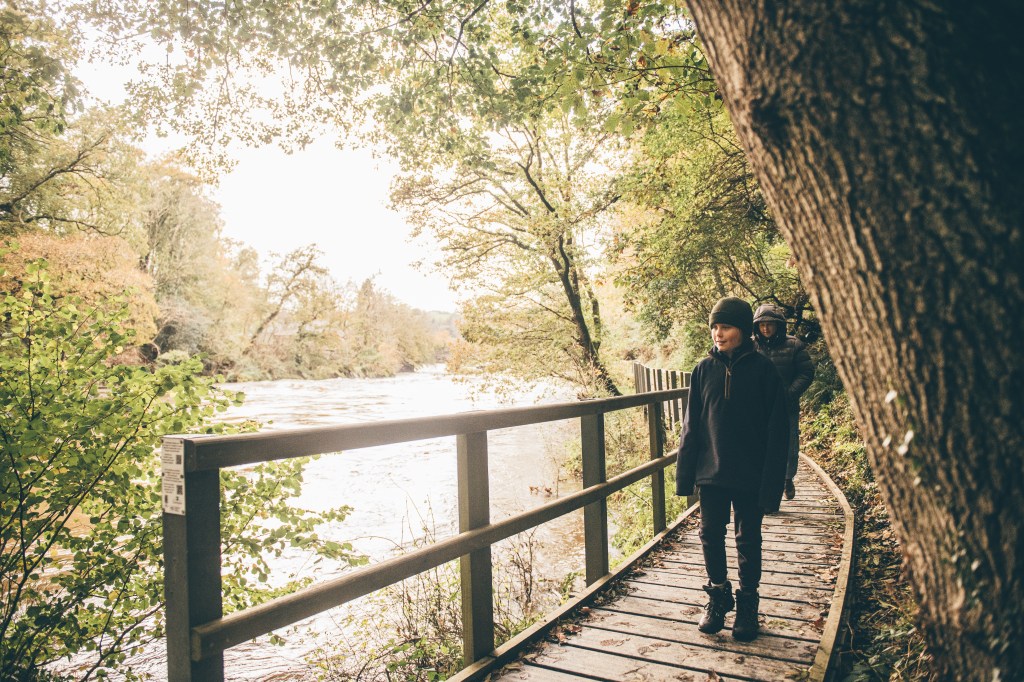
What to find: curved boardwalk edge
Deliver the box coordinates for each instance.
[450,504,703,682]
[802,453,856,680]
[460,455,855,681]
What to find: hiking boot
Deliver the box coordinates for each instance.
[784,478,796,500]
[698,581,734,634]
[732,587,760,641]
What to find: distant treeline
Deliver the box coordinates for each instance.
[0,120,453,380]
[0,234,454,382]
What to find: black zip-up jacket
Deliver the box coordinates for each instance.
[675,339,790,512]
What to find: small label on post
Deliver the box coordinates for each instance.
[161,437,186,515]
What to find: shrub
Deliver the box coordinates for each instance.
[0,257,361,679]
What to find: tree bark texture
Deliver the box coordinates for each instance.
[685,1,1023,679]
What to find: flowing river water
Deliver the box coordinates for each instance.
[124,366,590,680]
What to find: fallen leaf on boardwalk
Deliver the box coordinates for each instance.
[599,638,625,647]
[707,671,722,681]
[579,606,591,614]
[650,641,670,649]
[811,616,826,631]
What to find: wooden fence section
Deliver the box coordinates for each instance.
[632,361,690,431]
[483,454,854,682]
[161,387,689,681]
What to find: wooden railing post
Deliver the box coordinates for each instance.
[164,390,689,677]
[670,371,681,427]
[457,432,494,663]
[654,370,666,429]
[648,402,666,534]
[581,413,608,584]
[162,437,224,682]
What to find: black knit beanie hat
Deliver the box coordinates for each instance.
[709,297,753,338]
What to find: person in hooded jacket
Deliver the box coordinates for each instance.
[675,296,790,642]
[752,304,815,500]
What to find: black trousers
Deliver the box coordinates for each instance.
[698,484,765,590]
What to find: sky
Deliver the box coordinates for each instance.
[75,62,459,313]
[214,140,458,312]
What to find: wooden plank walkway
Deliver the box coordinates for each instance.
[485,456,853,682]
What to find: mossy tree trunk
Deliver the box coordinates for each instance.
[685,1,1023,679]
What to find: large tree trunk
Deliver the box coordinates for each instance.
[685,2,1023,679]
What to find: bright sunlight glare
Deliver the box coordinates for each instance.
[75,56,458,313]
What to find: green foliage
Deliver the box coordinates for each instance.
[71,2,708,166]
[383,35,631,395]
[604,411,688,557]
[1,3,448,383]
[1,87,143,238]
[802,345,844,410]
[0,257,362,679]
[70,0,715,395]
[224,264,450,382]
[219,457,365,614]
[0,5,80,177]
[452,286,609,395]
[137,162,228,303]
[614,98,808,341]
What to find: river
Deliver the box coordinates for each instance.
[129,366,587,680]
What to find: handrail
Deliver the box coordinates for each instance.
[181,389,677,471]
[192,454,674,658]
[162,386,688,681]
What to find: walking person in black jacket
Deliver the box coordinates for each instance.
[675,297,790,641]
[752,304,815,501]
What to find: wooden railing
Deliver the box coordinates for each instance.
[161,387,689,681]
[631,361,690,432]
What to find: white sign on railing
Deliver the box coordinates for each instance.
[161,437,186,515]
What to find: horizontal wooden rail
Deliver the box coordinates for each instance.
[163,386,689,681]
[191,454,673,659]
[180,390,684,471]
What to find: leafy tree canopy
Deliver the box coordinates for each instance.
[0,5,80,175]
[68,0,711,164]
[613,97,813,344]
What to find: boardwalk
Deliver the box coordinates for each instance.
[488,456,852,681]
